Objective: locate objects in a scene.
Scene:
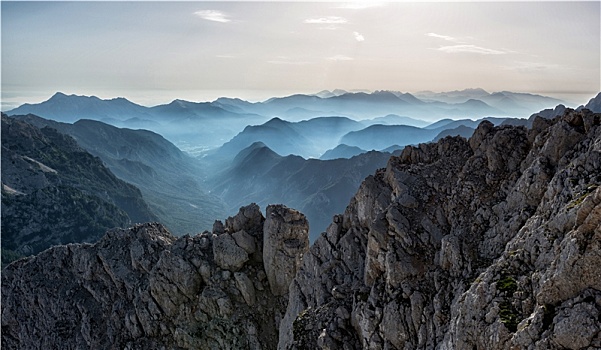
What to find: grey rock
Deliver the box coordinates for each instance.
[212,233,249,271]
[263,204,310,296]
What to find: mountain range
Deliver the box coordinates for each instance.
[6,89,567,154]
[12,114,227,235]
[1,114,156,264]
[209,142,395,240]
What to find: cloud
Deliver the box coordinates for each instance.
[194,10,230,23]
[437,44,507,55]
[304,16,347,24]
[327,55,354,61]
[426,33,459,42]
[353,32,365,42]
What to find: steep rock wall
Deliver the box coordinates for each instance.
[279,109,601,349]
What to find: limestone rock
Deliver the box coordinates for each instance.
[263,204,310,296]
[280,109,601,350]
[1,203,288,350]
[213,233,249,271]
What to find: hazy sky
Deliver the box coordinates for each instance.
[2,1,600,108]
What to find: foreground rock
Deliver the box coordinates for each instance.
[280,109,601,349]
[1,204,309,350]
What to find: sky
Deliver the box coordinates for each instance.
[2,1,600,109]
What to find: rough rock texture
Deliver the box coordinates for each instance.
[1,203,309,350]
[263,205,310,296]
[280,109,601,349]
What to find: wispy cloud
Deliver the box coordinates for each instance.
[335,2,384,9]
[327,55,354,61]
[216,54,235,59]
[194,10,230,23]
[437,44,507,55]
[304,16,348,24]
[426,33,461,42]
[353,31,365,42]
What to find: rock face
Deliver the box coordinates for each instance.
[263,205,310,296]
[279,109,601,349]
[1,204,309,350]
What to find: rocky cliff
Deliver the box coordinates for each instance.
[1,204,309,350]
[279,108,601,349]
[2,109,600,349]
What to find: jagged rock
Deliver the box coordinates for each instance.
[263,204,310,296]
[280,109,601,350]
[213,233,249,271]
[1,204,289,350]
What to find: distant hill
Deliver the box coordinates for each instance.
[209,116,364,161]
[1,115,156,263]
[209,142,393,240]
[583,92,601,112]
[320,144,366,160]
[7,92,153,123]
[339,117,509,150]
[14,114,226,235]
[6,93,269,150]
[359,114,429,127]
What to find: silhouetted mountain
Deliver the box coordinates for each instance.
[359,114,429,127]
[583,92,601,112]
[209,143,393,240]
[1,114,156,263]
[7,92,153,123]
[13,114,226,235]
[340,124,438,150]
[414,88,490,103]
[433,125,475,141]
[414,89,564,117]
[6,93,270,151]
[340,117,511,150]
[320,144,366,160]
[209,116,364,160]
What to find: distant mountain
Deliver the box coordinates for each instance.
[583,92,601,112]
[209,116,364,161]
[340,117,510,150]
[359,114,429,127]
[414,88,491,103]
[7,92,153,123]
[433,125,475,142]
[209,143,393,240]
[6,93,270,150]
[13,114,226,235]
[340,124,438,150]
[1,115,156,263]
[320,144,366,160]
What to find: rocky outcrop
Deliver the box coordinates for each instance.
[1,203,309,349]
[264,205,310,296]
[279,109,601,349]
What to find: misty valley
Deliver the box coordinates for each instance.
[2,89,596,262]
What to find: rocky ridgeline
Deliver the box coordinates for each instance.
[2,109,601,349]
[1,204,309,349]
[278,109,601,349]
